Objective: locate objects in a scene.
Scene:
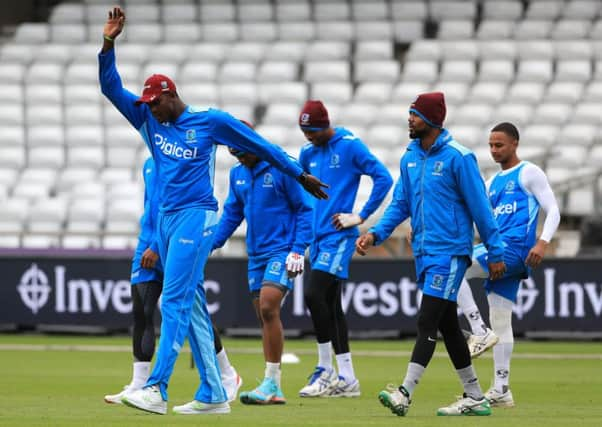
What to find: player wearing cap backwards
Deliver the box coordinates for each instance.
[98,7,327,416]
[297,100,393,398]
[104,157,242,406]
[356,92,506,417]
[211,137,313,405]
[455,122,560,408]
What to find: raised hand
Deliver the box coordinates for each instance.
[104,6,125,41]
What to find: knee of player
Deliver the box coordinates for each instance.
[259,303,280,323]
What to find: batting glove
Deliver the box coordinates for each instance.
[333,213,363,230]
[285,252,304,276]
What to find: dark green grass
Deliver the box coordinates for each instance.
[0,335,600,426]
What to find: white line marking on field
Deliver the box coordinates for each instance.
[0,344,601,360]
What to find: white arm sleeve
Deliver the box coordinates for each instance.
[520,163,561,243]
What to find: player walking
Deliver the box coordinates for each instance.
[456,122,560,407]
[356,92,506,416]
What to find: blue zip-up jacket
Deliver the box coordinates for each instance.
[212,160,313,258]
[299,127,393,240]
[131,157,162,284]
[99,48,304,214]
[369,129,504,262]
[138,157,160,254]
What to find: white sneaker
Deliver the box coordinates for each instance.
[299,367,338,397]
[485,387,515,407]
[104,384,132,404]
[467,328,499,358]
[325,376,361,397]
[222,369,243,403]
[172,400,231,415]
[378,384,411,416]
[121,385,167,415]
[437,394,492,416]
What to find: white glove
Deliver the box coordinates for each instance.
[285,252,304,277]
[332,213,363,230]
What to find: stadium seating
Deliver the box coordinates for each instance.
[0,0,600,254]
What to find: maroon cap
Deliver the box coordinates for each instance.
[409,92,446,128]
[299,100,330,130]
[135,74,177,105]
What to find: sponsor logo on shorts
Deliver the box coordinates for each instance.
[178,238,194,245]
[270,261,282,273]
[430,274,444,291]
[318,252,331,265]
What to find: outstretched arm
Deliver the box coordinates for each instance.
[98,7,146,130]
[210,110,329,199]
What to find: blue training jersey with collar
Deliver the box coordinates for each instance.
[212,160,313,258]
[488,161,539,257]
[299,127,393,240]
[370,129,504,262]
[99,48,304,214]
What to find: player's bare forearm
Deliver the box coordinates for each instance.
[299,174,329,199]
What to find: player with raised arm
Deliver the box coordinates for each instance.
[297,100,393,398]
[211,140,312,405]
[99,7,327,416]
[456,122,560,407]
[356,92,506,417]
[103,157,242,406]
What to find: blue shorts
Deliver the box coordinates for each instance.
[131,239,163,285]
[248,252,293,294]
[473,243,528,302]
[310,234,356,280]
[415,254,471,302]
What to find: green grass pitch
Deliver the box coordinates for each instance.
[0,334,600,426]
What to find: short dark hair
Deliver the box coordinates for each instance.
[491,122,519,141]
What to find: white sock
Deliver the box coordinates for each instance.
[265,362,281,386]
[317,342,332,370]
[335,352,356,381]
[489,293,514,393]
[457,279,487,335]
[131,361,151,389]
[493,342,513,392]
[216,348,235,378]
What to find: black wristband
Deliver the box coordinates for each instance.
[298,172,308,183]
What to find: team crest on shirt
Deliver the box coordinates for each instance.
[505,180,515,193]
[432,161,444,176]
[263,173,274,187]
[186,129,197,143]
[318,252,331,265]
[270,262,282,273]
[431,274,444,291]
[329,154,340,168]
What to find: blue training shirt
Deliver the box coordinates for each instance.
[99,48,304,214]
[488,161,539,257]
[299,127,393,240]
[370,129,504,262]
[212,160,313,258]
